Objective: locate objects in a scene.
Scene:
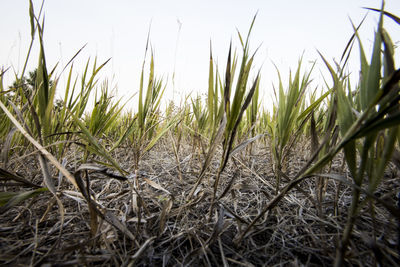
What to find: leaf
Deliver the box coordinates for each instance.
[340,15,367,68]
[58,158,68,187]
[297,89,331,122]
[319,51,357,178]
[143,116,178,153]
[370,127,398,191]
[230,133,265,157]
[355,110,400,138]
[188,115,227,200]
[159,197,173,234]
[110,113,138,151]
[77,163,107,172]
[130,237,157,261]
[363,7,400,25]
[363,11,382,111]
[222,74,260,172]
[29,0,35,38]
[0,168,41,188]
[310,111,319,155]
[70,110,126,175]
[38,154,56,195]
[381,28,395,78]
[1,127,17,168]
[223,44,232,117]
[143,177,171,194]
[0,101,79,190]
[208,43,215,128]
[0,187,48,212]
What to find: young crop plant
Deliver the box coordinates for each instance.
[113,44,180,190]
[206,44,226,136]
[191,95,208,153]
[269,58,330,193]
[0,2,133,239]
[83,82,124,153]
[68,58,128,177]
[188,15,263,219]
[0,1,80,234]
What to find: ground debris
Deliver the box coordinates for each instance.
[1,140,399,266]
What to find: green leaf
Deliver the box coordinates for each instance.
[363,12,383,111]
[70,110,126,175]
[29,0,35,38]
[144,116,179,153]
[363,7,400,25]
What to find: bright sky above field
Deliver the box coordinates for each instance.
[1,0,400,109]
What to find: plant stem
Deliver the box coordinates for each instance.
[334,189,360,267]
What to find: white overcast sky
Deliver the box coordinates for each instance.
[1,0,400,109]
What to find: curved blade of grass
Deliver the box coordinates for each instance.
[70,110,126,175]
[319,51,357,178]
[1,127,17,168]
[363,7,400,25]
[297,88,332,122]
[223,44,232,117]
[381,28,395,79]
[143,115,179,153]
[340,14,367,75]
[38,153,57,195]
[0,101,79,190]
[363,10,383,111]
[0,168,41,188]
[110,113,138,151]
[230,133,265,157]
[0,187,48,212]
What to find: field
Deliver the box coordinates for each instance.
[1,2,400,266]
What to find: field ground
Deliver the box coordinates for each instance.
[1,138,399,266]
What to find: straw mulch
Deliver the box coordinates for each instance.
[1,138,399,266]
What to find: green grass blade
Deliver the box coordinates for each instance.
[70,110,126,175]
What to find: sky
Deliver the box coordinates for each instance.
[1,0,400,110]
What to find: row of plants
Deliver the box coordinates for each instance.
[1,1,400,265]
